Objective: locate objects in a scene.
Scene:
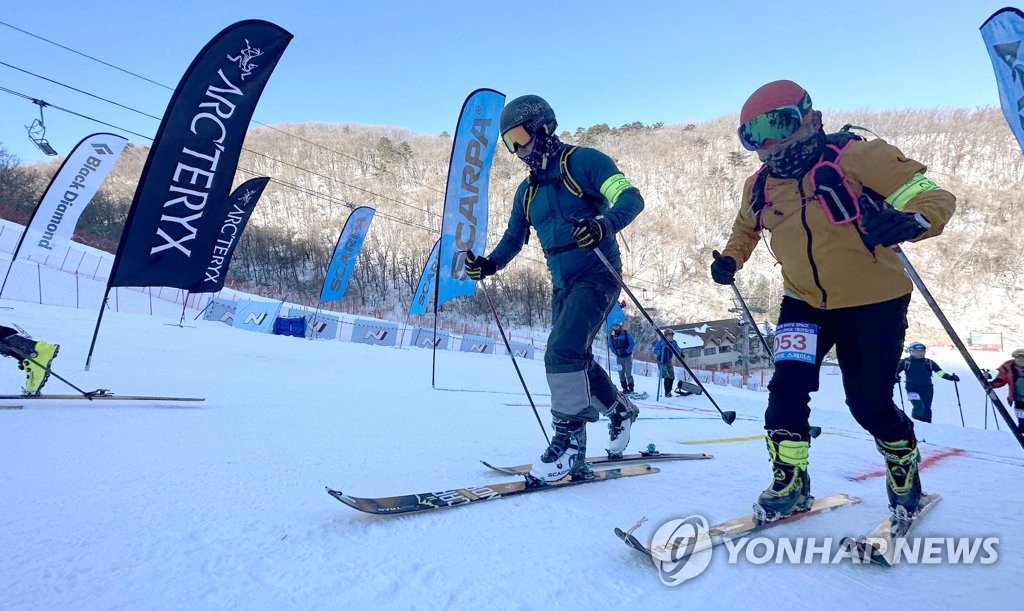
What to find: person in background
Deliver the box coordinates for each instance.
[896,341,959,423]
[653,329,681,399]
[709,79,956,525]
[464,94,645,476]
[988,348,1024,428]
[608,322,635,394]
[0,325,59,395]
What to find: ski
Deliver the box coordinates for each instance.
[615,493,860,561]
[0,404,23,410]
[625,391,649,400]
[327,464,659,515]
[840,493,941,567]
[0,389,204,402]
[481,451,713,476]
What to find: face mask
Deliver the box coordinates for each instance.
[762,129,826,179]
[521,132,562,171]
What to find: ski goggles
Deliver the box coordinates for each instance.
[501,124,533,154]
[737,93,813,151]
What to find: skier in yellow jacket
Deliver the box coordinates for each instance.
[709,80,956,525]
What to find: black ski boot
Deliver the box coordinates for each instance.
[753,429,812,523]
[528,417,589,483]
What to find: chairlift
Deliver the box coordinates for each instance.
[25,99,58,156]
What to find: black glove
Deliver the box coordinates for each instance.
[571,217,608,249]
[859,194,930,249]
[947,374,960,382]
[710,250,737,285]
[464,249,496,281]
[982,369,994,381]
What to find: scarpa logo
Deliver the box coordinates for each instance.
[649,515,714,585]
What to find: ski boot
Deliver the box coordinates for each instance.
[606,394,639,458]
[528,417,590,483]
[19,341,60,396]
[753,429,812,524]
[875,437,922,534]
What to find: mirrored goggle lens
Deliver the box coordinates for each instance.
[737,105,806,151]
[501,125,533,153]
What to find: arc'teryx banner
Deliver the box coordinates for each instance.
[408,238,440,316]
[320,206,375,303]
[14,133,128,265]
[109,19,292,288]
[190,176,269,293]
[981,7,1024,153]
[435,88,504,308]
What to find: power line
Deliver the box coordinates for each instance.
[0,19,446,197]
[0,83,441,223]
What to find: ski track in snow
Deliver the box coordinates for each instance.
[0,298,1020,609]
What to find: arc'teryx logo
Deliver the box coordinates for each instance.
[91,143,113,155]
[227,39,262,80]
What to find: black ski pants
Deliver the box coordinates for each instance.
[906,384,935,423]
[766,295,916,443]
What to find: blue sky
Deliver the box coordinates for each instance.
[0,0,1013,162]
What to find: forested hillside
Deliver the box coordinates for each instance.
[2,106,1021,344]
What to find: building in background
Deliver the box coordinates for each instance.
[667,317,773,372]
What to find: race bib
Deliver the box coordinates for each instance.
[773,322,818,364]
[907,392,921,401]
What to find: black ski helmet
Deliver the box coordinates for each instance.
[500,95,557,139]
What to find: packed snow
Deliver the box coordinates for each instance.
[1,271,1021,608]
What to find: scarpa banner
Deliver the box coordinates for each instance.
[352,319,398,347]
[190,176,269,293]
[231,300,282,333]
[412,327,450,350]
[436,88,505,308]
[981,7,1024,153]
[508,340,535,359]
[108,20,292,288]
[459,333,495,354]
[408,239,440,316]
[320,206,375,303]
[14,133,127,266]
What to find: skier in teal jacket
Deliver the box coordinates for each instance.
[464,95,644,481]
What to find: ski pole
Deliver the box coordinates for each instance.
[479,280,549,445]
[591,248,736,425]
[984,391,989,430]
[897,380,905,413]
[892,245,1021,448]
[953,380,965,427]
[862,192,1022,447]
[730,283,773,364]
